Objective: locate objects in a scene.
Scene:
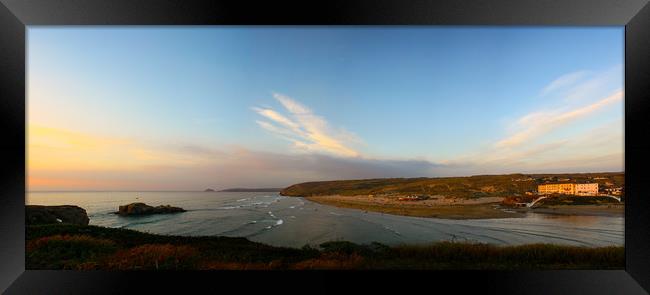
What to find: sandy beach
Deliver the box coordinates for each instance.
[304,195,523,219]
[304,195,624,220]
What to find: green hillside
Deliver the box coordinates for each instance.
[280,172,624,198]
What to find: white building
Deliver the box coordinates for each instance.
[575,183,599,196]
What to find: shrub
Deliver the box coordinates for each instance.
[105,244,199,270]
[199,260,283,270]
[290,253,364,270]
[26,235,117,269]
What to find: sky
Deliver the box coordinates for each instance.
[27,27,624,191]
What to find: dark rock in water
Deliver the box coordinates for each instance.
[116,202,186,216]
[204,188,215,192]
[26,205,90,225]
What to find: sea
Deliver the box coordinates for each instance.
[27,191,624,248]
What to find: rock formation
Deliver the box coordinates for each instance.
[116,203,186,216]
[26,205,90,225]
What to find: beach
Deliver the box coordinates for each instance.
[305,195,518,219]
[304,194,624,220]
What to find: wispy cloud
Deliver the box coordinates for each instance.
[448,120,623,174]
[540,65,622,102]
[29,132,446,191]
[495,90,623,149]
[254,93,361,157]
[540,70,590,96]
[446,64,624,174]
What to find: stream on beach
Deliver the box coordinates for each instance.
[27,191,624,248]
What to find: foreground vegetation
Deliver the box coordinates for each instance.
[27,224,624,270]
[280,172,624,198]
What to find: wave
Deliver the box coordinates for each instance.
[264,219,284,229]
[383,225,401,237]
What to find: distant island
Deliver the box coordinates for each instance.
[280,172,624,219]
[204,188,215,192]
[218,188,283,192]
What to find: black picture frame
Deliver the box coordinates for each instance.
[1,0,649,294]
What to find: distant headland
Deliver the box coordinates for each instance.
[218,188,283,192]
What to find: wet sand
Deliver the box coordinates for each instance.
[522,204,624,217]
[305,195,522,219]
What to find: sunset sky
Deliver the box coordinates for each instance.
[28,27,624,191]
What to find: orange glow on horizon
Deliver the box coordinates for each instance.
[27,124,218,190]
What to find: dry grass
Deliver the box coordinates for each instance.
[105,244,199,270]
[290,253,364,270]
[26,234,117,269]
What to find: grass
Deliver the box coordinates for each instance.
[26,224,624,270]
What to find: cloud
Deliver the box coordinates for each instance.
[447,64,624,174]
[27,123,450,190]
[254,93,360,157]
[540,65,622,102]
[29,118,623,191]
[29,139,447,191]
[449,112,623,175]
[27,125,227,188]
[28,121,451,191]
[253,107,302,132]
[495,90,623,149]
[540,70,589,96]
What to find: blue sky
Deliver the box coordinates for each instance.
[27,27,624,190]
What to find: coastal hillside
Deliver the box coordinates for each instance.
[280,172,624,198]
[27,224,623,270]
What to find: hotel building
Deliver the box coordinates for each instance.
[537,183,599,196]
[575,183,599,196]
